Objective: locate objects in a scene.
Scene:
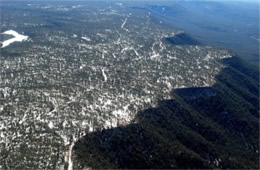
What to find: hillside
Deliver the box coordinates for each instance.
[74,56,259,169]
[147,1,260,64]
[164,33,200,46]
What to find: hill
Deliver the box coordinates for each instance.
[147,1,260,64]
[74,56,259,169]
[164,33,200,46]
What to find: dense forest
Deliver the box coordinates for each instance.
[74,56,259,169]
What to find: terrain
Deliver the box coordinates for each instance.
[74,56,259,169]
[0,0,259,169]
[148,0,260,63]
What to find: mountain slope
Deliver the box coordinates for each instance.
[147,1,260,64]
[74,56,259,169]
[164,33,200,45]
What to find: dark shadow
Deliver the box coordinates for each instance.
[164,33,201,46]
[74,56,259,169]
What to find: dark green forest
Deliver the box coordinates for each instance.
[74,56,259,169]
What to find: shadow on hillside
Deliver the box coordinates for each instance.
[74,57,259,169]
